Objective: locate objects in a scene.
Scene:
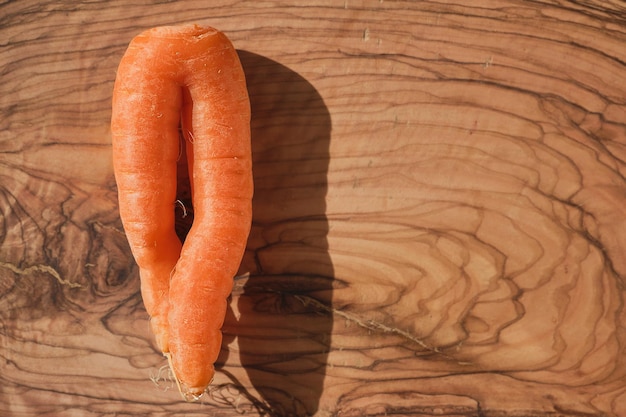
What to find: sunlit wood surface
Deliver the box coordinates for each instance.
[2,1,626,416]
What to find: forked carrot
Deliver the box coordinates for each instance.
[111,24,252,401]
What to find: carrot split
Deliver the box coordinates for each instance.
[111,24,252,400]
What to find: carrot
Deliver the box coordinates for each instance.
[111,24,252,401]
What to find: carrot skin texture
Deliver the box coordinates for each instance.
[111,25,252,398]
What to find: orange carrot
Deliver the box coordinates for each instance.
[111,24,252,400]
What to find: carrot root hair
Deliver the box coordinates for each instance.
[175,199,188,218]
[149,364,175,392]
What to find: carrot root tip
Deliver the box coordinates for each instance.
[164,352,209,402]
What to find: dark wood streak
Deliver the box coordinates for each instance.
[1,1,626,416]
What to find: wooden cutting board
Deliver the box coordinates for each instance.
[2,1,625,416]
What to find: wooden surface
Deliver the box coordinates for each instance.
[2,1,626,416]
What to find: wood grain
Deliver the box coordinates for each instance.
[2,1,626,416]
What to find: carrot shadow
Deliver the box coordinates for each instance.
[216,51,333,417]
